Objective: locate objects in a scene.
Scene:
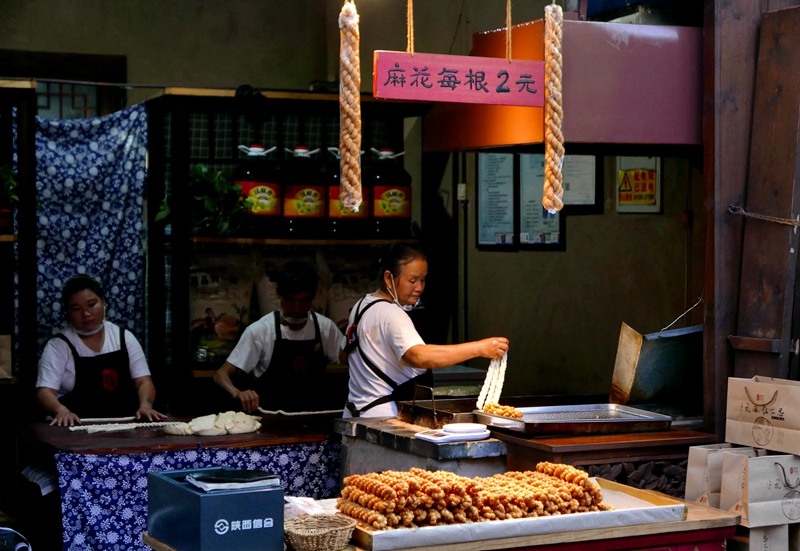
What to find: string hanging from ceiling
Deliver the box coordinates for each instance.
[407,0,415,54]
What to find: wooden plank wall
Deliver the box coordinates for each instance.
[731,6,800,379]
[704,0,800,438]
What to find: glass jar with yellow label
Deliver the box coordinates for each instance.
[233,144,282,235]
[363,148,412,238]
[283,145,326,238]
[326,147,368,239]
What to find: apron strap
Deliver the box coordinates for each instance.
[346,298,414,417]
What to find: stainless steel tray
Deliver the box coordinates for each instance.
[474,404,672,435]
[397,394,608,429]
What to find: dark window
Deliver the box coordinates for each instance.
[0,49,126,118]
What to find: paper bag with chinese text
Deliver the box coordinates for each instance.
[726,376,800,455]
[720,453,800,528]
[685,443,758,508]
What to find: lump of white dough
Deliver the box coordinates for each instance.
[163,411,261,436]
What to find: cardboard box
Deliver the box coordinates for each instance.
[147,467,284,551]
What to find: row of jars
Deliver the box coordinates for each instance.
[234,144,413,238]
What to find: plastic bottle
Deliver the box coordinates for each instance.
[233,144,281,235]
[363,148,412,238]
[282,146,326,238]
[326,147,368,238]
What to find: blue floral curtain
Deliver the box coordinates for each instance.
[35,104,148,352]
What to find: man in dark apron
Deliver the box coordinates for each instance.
[214,261,346,412]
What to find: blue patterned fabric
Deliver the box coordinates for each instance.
[35,105,148,352]
[56,440,341,551]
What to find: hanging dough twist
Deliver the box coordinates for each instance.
[339,0,362,212]
[476,353,508,410]
[543,2,565,213]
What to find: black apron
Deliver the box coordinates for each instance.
[253,311,327,412]
[57,326,138,418]
[344,298,430,417]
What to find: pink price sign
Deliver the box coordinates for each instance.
[373,50,545,107]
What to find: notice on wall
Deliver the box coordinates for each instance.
[616,156,661,213]
[520,154,560,245]
[374,51,544,107]
[562,155,597,206]
[478,154,515,246]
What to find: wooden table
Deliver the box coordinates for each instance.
[493,428,718,468]
[16,416,342,551]
[143,496,738,551]
[17,414,335,455]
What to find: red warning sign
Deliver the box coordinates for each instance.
[617,168,656,206]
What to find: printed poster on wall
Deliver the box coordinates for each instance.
[562,155,597,206]
[477,153,515,246]
[520,154,560,245]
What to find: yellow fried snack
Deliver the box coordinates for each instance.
[483,402,524,419]
[336,464,611,530]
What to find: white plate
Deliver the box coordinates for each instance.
[442,423,488,434]
[415,429,491,443]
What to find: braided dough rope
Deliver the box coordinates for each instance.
[257,406,342,416]
[476,353,507,410]
[339,0,362,212]
[542,2,565,214]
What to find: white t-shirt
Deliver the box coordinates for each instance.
[344,295,426,418]
[36,321,151,397]
[226,311,345,377]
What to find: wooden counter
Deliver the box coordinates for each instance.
[17,416,333,455]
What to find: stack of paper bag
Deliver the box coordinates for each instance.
[685,444,763,508]
[720,453,800,528]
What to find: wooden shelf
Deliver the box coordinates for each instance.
[162,87,432,109]
[190,236,418,246]
[0,234,17,242]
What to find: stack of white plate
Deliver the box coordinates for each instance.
[415,423,490,443]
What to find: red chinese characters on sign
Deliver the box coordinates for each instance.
[617,168,657,205]
[373,51,545,107]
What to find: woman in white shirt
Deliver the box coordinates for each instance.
[36,274,167,426]
[344,244,509,418]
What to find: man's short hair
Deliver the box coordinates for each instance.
[276,261,318,297]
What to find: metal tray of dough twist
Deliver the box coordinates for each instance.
[474,403,673,435]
